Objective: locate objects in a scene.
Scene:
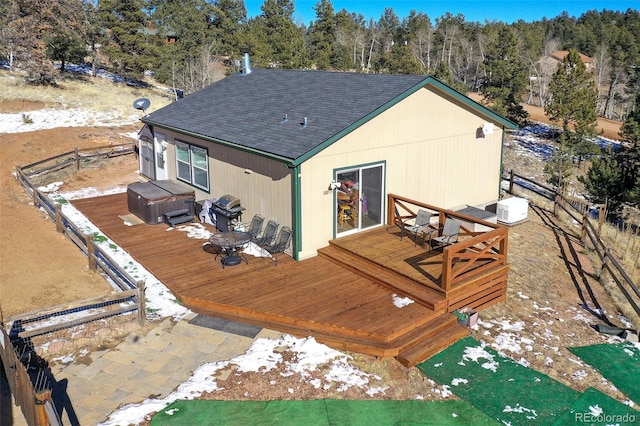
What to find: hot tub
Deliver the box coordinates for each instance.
[127,181,195,224]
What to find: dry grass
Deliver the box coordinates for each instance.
[0,71,173,116]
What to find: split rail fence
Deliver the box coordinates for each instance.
[1,143,145,425]
[504,169,640,321]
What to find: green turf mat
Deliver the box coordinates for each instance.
[569,342,640,405]
[324,400,498,425]
[151,400,330,425]
[151,399,500,425]
[552,387,639,425]
[417,336,581,425]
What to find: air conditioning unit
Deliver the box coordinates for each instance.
[497,197,528,224]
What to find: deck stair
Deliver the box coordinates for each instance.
[185,295,469,365]
[321,310,470,366]
[317,243,447,312]
[316,242,469,366]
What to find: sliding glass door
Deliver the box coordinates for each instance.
[335,163,385,237]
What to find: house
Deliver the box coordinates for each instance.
[537,50,595,75]
[550,50,595,72]
[138,55,517,260]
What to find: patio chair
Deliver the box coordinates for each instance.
[253,219,279,247]
[264,226,292,266]
[400,209,433,246]
[242,214,264,239]
[430,218,461,251]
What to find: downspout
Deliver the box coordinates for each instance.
[499,126,506,199]
[291,164,302,261]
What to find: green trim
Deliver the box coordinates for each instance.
[291,164,301,260]
[140,119,297,166]
[291,76,517,166]
[143,76,516,169]
[499,127,506,197]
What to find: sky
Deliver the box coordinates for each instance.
[244,0,638,25]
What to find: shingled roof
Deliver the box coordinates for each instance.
[142,69,514,165]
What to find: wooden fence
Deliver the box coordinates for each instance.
[504,169,640,321]
[3,144,144,425]
[1,325,61,426]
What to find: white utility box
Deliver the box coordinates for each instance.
[497,197,528,224]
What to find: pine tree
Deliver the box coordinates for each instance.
[98,0,158,78]
[481,25,529,124]
[2,0,88,84]
[578,147,625,218]
[545,49,599,161]
[245,0,309,69]
[544,133,575,187]
[308,0,336,70]
[619,91,640,208]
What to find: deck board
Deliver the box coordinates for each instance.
[71,193,440,343]
[70,191,506,361]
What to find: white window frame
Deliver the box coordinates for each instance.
[175,140,209,191]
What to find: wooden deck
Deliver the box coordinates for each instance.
[70,192,508,366]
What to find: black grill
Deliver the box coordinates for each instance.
[211,200,244,232]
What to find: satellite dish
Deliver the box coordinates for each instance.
[133,98,151,112]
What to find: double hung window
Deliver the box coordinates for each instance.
[176,140,209,191]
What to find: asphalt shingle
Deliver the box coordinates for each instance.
[143,69,427,161]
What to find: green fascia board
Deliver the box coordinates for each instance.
[290,76,518,167]
[142,76,517,169]
[140,119,298,167]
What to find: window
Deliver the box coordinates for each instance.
[175,140,209,191]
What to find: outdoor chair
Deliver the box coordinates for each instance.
[242,214,264,239]
[430,218,461,252]
[400,209,433,246]
[264,226,292,266]
[253,219,279,247]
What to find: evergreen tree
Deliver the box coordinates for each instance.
[245,0,308,69]
[211,0,247,57]
[545,49,599,161]
[45,31,87,73]
[375,43,422,74]
[578,147,625,218]
[97,0,160,79]
[307,0,336,70]
[2,0,88,84]
[544,133,574,187]
[481,24,529,124]
[619,91,640,207]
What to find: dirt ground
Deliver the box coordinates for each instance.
[1,82,635,406]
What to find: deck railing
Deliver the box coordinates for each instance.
[387,194,508,292]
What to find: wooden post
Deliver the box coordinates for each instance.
[580,210,588,245]
[86,234,96,271]
[137,280,146,326]
[509,169,514,194]
[35,389,52,426]
[441,248,452,292]
[75,147,80,171]
[55,204,64,233]
[599,248,611,286]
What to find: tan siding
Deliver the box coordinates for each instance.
[156,129,292,232]
[299,86,504,257]
[154,85,505,260]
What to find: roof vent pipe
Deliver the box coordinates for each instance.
[241,51,252,75]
